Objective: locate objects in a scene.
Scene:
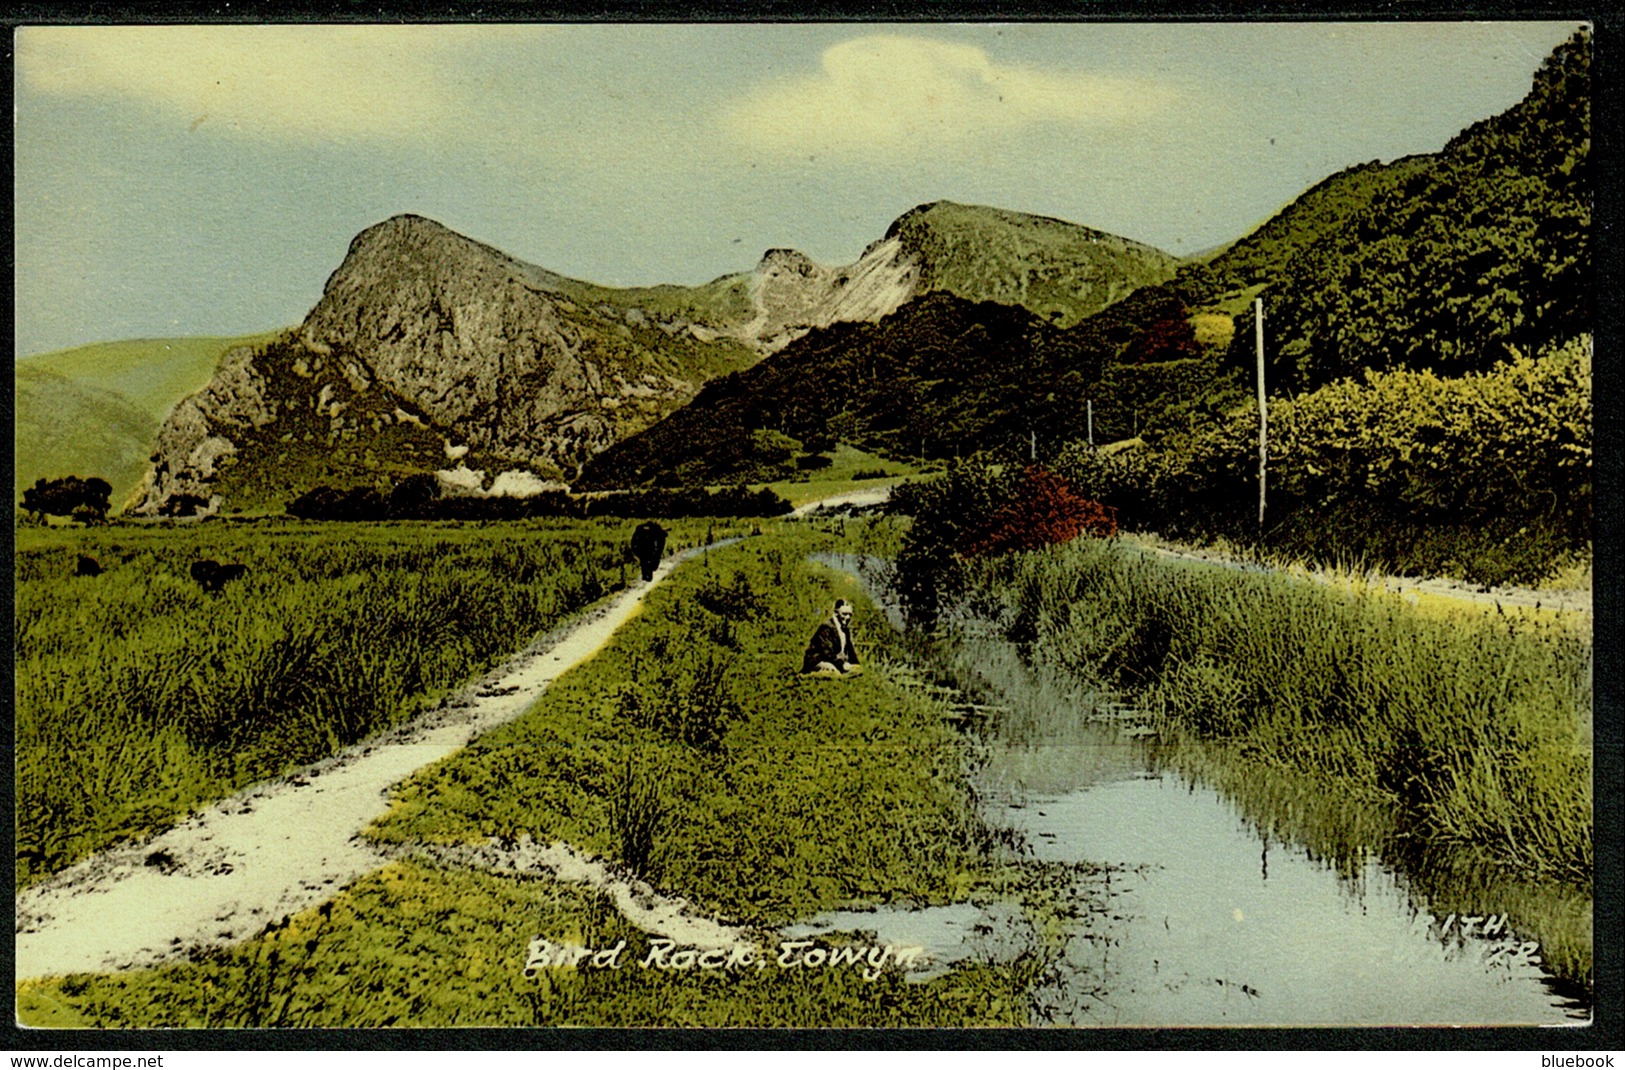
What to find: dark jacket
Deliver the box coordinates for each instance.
[802,618,859,673]
[629,521,667,578]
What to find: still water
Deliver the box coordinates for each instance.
[813,553,1588,1026]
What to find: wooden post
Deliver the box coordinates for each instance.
[1255,297,1267,532]
[1087,400,1094,447]
[1029,428,1036,462]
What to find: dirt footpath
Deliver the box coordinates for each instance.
[14,546,720,980]
[1141,542,1592,616]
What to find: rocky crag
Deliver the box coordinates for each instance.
[137,204,1177,514]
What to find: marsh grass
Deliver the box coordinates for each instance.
[1151,735,1594,993]
[12,518,723,887]
[369,529,1009,921]
[606,757,671,879]
[974,540,1592,888]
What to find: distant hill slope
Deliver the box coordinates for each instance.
[888,201,1178,327]
[14,365,155,509]
[14,333,276,510]
[20,334,280,423]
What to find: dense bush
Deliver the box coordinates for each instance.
[890,457,1116,627]
[20,475,112,523]
[584,485,790,519]
[963,466,1117,556]
[1053,337,1591,585]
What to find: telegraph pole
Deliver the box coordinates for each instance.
[1255,297,1268,533]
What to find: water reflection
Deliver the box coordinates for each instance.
[812,553,1589,1025]
[949,633,1586,1026]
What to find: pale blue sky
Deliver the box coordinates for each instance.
[13,20,1584,357]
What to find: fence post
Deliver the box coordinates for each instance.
[1256,297,1267,533]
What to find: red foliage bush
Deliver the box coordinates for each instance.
[964,466,1118,556]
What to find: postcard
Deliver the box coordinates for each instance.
[10,17,1598,1038]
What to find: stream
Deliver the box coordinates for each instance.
[811,552,1589,1027]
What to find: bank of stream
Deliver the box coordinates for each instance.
[813,552,1590,1027]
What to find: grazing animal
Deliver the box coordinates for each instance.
[190,559,250,594]
[629,520,668,583]
[75,555,102,577]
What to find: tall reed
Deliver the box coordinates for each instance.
[977,539,1593,886]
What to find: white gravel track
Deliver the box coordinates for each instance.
[14,546,716,981]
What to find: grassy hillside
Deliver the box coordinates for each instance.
[15,332,280,510]
[20,333,280,423]
[892,201,1180,327]
[1178,156,1434,299]
[14,365,155,509]
[1203,31,1590,392]
[561,272,757,329]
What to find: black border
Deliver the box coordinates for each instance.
[3,1,1618,1054]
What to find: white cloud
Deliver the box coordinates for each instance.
[721,35,1178,160]
[16,25,555,143]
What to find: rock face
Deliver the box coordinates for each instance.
[729,201,1181,352]
[136,215,758,513]
[297,215,618,466]
[136,204,1178,513]
[741,238,920,352]
[140,345,278,514]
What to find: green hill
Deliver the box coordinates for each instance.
[1193,30,1590,393]
[20,333,280,424]
[14,365,155,510]
[889,200,1179,327]
[14,332,277,511]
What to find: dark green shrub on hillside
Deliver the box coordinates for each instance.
[286,485,388,521]
[585,485,789,519]
[388,474,440,519]
[1225,31,1590,393]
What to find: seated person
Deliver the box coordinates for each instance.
[802,598,861,674]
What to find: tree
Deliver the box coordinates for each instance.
[388,473,440,519]
[20,476,112,523]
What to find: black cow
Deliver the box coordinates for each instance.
[190,559,250,594]
[629,521,668,583]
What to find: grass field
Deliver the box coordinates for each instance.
[16,523,1068,1027]
[13,518,731,889]
[755,444,925,509]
